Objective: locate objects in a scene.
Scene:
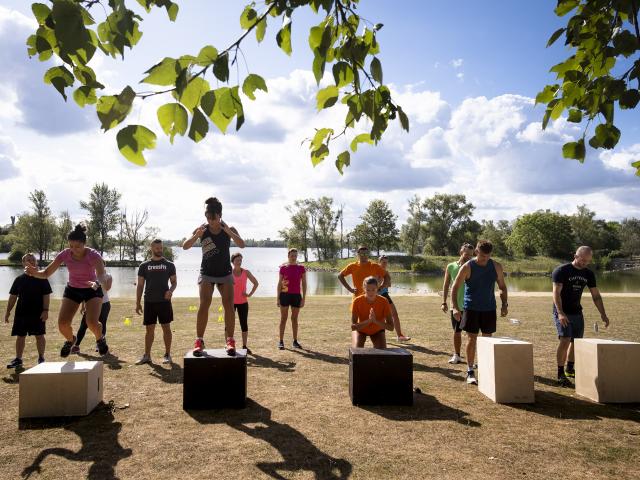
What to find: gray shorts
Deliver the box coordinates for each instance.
[198,274,234,286]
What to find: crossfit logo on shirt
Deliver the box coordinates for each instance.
[147,264,167,271]
[201,237,219,259]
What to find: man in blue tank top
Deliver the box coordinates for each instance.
[451,240,508,385]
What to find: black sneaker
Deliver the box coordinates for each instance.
[565,368,575,378]
[7,358,23,369]
[243,346,252,355]
[96,337,109,356]
[557,375,573,388]
[292,340,302,349]
[37,356,45,364]
[278,340,285,350]
[61,337,76,358]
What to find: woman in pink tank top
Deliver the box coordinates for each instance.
[25,224,110,357]
[231,253,259,353]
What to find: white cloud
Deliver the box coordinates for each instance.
[0,136,19,180]
[450,58,464,69]
[456,72,464,81]
[599,143,640,171]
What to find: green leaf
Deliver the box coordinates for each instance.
[188,108,209,143]
[332,62,354,88]
[311,128,333,149]
[96,86,136,131]
[165,2,179,21]
[312,52,326,85]
[562,139,585,162]
[350,133,373,152]
[554,0,579,16]
[594,123,621,149]
[309,25,323,51]
[43,66,74,100]
[535,84,559,104]
[230,86,244,131]
[203,87,236,134]
[242,74,268,100]
[546,27,565,47]
[316,85,339,110]
[157,103,188,143]
[632,160,640,176]
[195,45,218,67]
[550,99,565,120]
[276,22,292,56]
[240,6,258,30]
[142,58,178,86]
[255,17,267,42]
[311,144,329,166]
[620,89,640,109]
[73,86,97,107]
[398,107,409,132]
[567,109,582,123]
[179,77,211,112]
[31,3,51,25]
[213,54,229,82]
[370,57,383,84]
[335,150,350,174]
[117,125,157,166]
[52,0,91,61]
[612,30,638,58]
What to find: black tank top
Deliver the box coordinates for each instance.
[200,227,231,277]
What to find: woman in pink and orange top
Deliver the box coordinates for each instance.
[25,224,110,357]
[276,248,307,350]
[231,253,258,354]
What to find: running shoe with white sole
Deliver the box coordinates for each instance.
[193,338,205,357]
[448,353,462,364]
[6,358,22,369]
[226,337,236,356]
[135,354,151,365]
[162,354,172,364]
[466,372,478,385]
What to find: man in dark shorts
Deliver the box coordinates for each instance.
[4,253,52,368]
[552,246,610,387]
[451,240,508,385]
[135,239,177,365]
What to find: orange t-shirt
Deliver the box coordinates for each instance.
[351,294,391,336]
[340,261,385,296]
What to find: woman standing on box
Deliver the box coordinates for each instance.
[25,224,110,357]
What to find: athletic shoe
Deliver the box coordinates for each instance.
[226,337,236,356]
[466,372,478,385]
[565,368,575,378]
[243,346,252,355]
[136,354,151,365]
[473,363,478,369]
[70,345,80,354]
[397,335,411,342]
[60,337,76,358]
[278,340,285,350]
[557,375,573,388]
[37,356,45,364]
[6,358,23,369]
[162,354,172,364]
[193,338,205,356]
[96,337,109,356]
[292,340,302,349]
[448,354,462,364]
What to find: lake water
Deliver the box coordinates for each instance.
[0,247,638,300]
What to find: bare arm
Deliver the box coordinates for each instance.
[351,311,371,331]
[590,287,610,327]
[338,273,355,294]
[495,262,508,317]
[245,270,259,297]
[25,256,63,279]
[381,312,395,331]
[441,268,451,313]
[301,272,307,300]
[40,294,50,321]
[380,271,391,290]
[4,294,17,322]
[102,273,113,292]
[183,225,206,250]
[552,282,569,327]
[276,274,283,307]
[224,225,245,249]
[164,274,177,301]
[95,261,108,286]
[451,264,470,313]
[136,276,145,315]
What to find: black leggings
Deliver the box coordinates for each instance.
[75,301,111,346]
[234,303,249,332]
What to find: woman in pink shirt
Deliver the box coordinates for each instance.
[276,248,307,350]
[231,253,259,354]
[25,224,110,357]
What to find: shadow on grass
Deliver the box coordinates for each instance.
[414,362,465,382]
[2,366,25,384]
[186,399,352,479]
[149,361,183,384]
[78,352,127,370]
[19,402,132,479]
[289,347,349,365]
[248,353,296,373]
[360,390,481,427]
[400,344,450,357]
[509,390,640,422]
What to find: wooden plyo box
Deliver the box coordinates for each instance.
[575,339,640,403]
[349,347,413,406]
[19,361,103,418]
[183,349,247,409]
[477,337,534,404]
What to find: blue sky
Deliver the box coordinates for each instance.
[0,1,638,240]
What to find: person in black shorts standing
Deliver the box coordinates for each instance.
[451,240,508,385]
[552,246,610,387]
[183,197,245,356]
[4,253,52,368]
[276,248,307,350]
[135,239,177,365]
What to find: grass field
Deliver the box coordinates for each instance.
[1,296,639,480]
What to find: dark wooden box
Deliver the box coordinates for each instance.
[349,347,413,406]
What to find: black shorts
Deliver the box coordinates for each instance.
[12,316,46,336]
[63,285,103,304]
[143,302,173,325]
[379,291,394,305]
[461,310,497,335]
[450,311,463,332]
[234,303,249,332]
[279,292,302,308]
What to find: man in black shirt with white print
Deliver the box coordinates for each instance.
[552,246,610,387]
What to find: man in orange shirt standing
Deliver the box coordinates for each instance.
[350,277,395,348]
[338,246,390,297]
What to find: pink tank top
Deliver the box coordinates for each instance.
[55,248,102,289]
[233,269,248,304]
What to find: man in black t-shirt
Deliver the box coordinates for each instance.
[135,239,177,365]
[3,253,52,368]
[552,246,611,386]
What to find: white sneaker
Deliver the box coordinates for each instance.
[135,354,151,365]
[397,335,411,342]
[448,354,462,364]
[162,354,172,364]
[466,372,478,385]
